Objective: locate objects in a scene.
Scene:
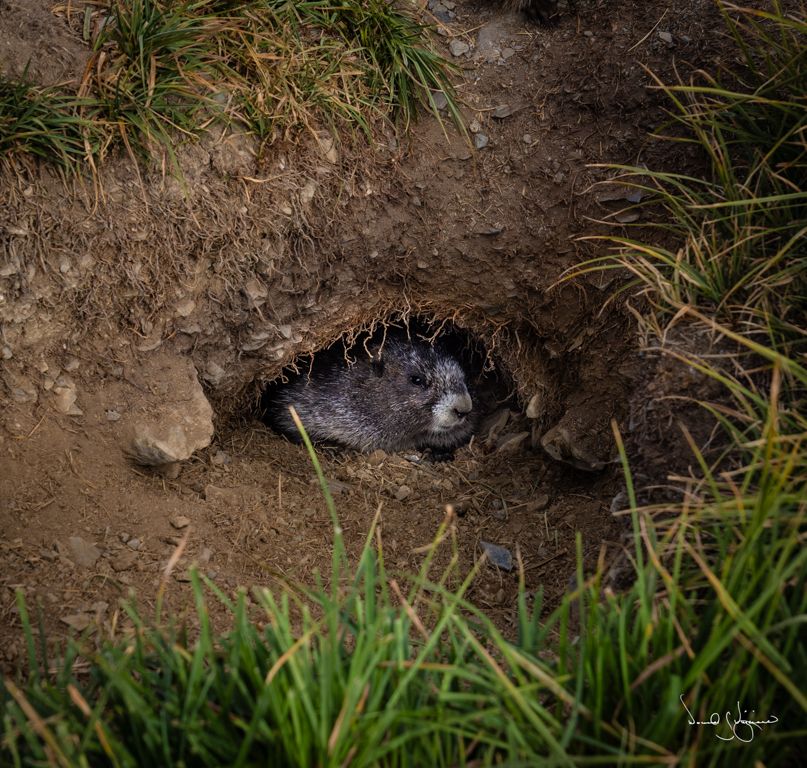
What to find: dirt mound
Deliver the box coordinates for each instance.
[0,0,725,663]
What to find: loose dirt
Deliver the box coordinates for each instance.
[1,0,727,665]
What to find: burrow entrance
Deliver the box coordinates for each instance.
[201,312,632,629]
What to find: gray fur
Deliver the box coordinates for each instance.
[266,338,476,453]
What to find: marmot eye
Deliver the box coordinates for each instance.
[410,375,427,387]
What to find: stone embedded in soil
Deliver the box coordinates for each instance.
[111,549,138,572]
[493,103,520,119]
[449,39,470,57]
[6,372,37,404]
[496,431,529,453]
[430,90,448,110]
[480,541,513,572]
[526,494,550,513]
[474,133,489,150]
[51,375,83,416]
[394,484,412,501]
[61,613,93,631]
[526,393,542,419]
[658,31,673,44]
[170,514,191,529]
[540,422,608,472]
[127,538,142,551]
[125,353,214,466]
[68,536,101,568]
[366,449,387,466]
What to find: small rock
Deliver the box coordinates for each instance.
[175,298,196,317]
[500,47,515,60]
[111,550,138,572]
[7,374,37,404]
[156,462,182,480]
[61,613,92,631]
[64,358,80,372]
[522,134,533,145]
[203,361,226,387]
[493,104,519,119]
[474,133,489,150]
[199,547,213,565]
[211,450,230,465]
[394,485,412,502]
[530,494,551,512]
[170,514,191,529]
[243,279,268,305]
[59,259,72,274]
[68,536,101,568]
[480,541,513,571]
[526,393,542,419]
[658,31,673,44]
[583,30,594,38]
[468,119,481,133]
[106,409,122,422]
[126,538,142,551]
[431,90,448,111]
[52,382,83,416]
[449,39,470,57]
[366,449,387,466]
[1,346,12,360]
[119,532,130,543]
[496,431,529,453]
[541,423,607,472]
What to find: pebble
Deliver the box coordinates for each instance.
[493,104,515,119]
[431,90,448,111]
[394,485,412,502]
[480,541,513,571]
[501,47,515,60]
[211,450,230,465]
[526,393,542,419]
[449,39,470,57]
[170,514,191,530]
[496,431,529,453]
[106,409,121,422]
[658,31,673,44]
[474,133,489,150]
[365,449,387,466]
[111,550,138,572]
[68,536,101,568]
[522,134,533,145]
[468,119,481,134]
[127,538,142,551]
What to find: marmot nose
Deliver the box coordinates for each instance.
[453,393,473,418]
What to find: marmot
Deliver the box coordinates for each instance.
[500,0,560,24]
[264,336,476,455]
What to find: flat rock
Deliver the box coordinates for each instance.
[68,536,100,568]
[170,514,191,529]
[480,541,513,571]
[449,39,470,57]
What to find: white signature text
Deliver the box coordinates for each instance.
[680,695,778,742]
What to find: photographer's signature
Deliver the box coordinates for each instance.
[680,695,778,742]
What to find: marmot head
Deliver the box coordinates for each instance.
[370,339,474,441]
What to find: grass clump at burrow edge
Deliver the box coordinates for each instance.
[0,0,459,169]
[2,386,806,766]
[572,1,807,352]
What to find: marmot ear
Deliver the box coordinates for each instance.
[371,356,385,377]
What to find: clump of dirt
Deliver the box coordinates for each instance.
[1,0,729,664]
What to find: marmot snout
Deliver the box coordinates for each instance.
[264,336,476,455]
